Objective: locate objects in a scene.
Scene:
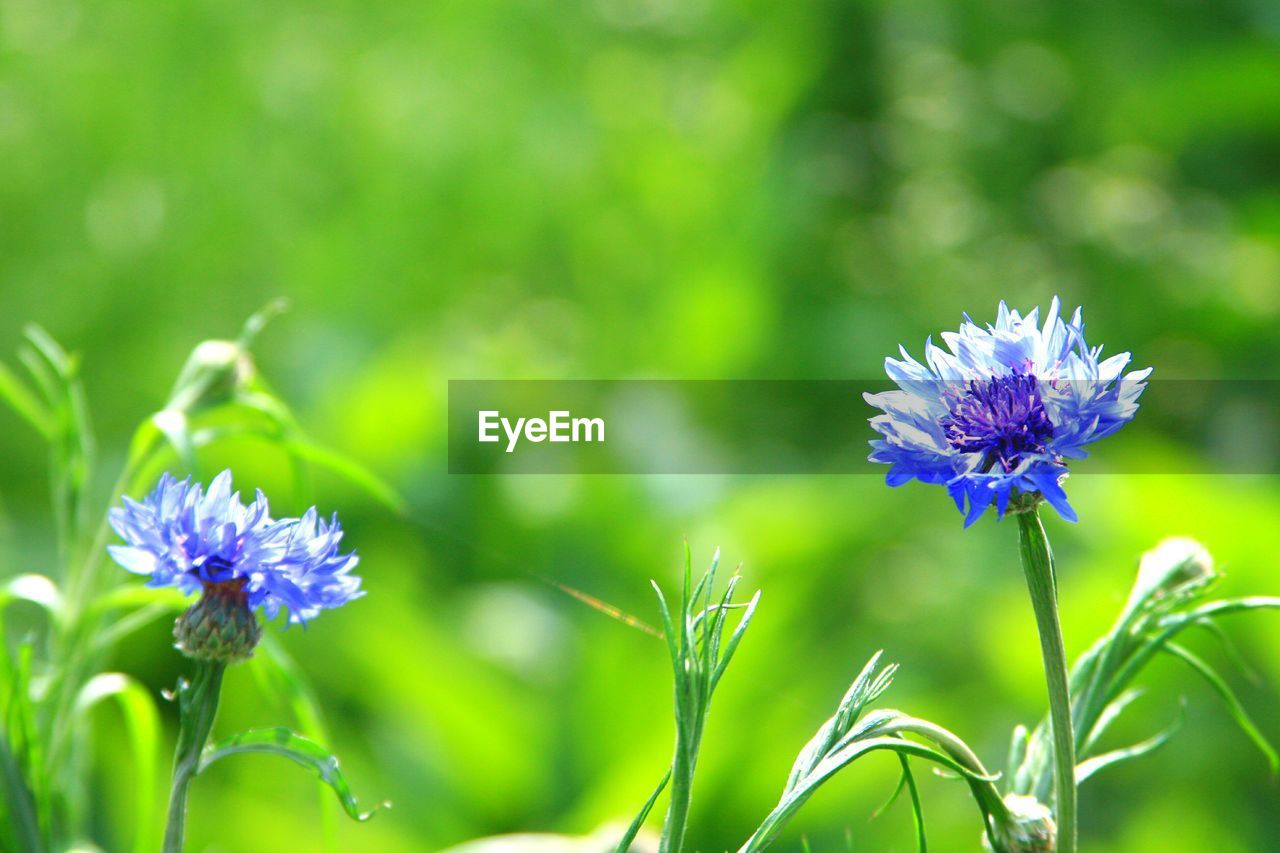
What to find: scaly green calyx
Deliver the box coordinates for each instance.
[174,578,262,663]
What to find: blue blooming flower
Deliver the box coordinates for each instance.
[865,298,1150,526]
[108,470,363,624]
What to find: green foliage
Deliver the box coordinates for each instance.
[2,3,1280,846]
[0,312,391,851]
[631,545,760,853]
[741,652,1012,853]
[622,559,1021,853]
[1010,538,1280,801]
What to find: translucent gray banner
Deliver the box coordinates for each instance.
[447,380,1278,475]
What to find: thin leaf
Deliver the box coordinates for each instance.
[615,768,671,852]
[279,438,406,515]
[74,674,161,853]
[148,410,196,472]
[898,755,927,853]
[1193,618,1262,686]
[1004,724,1028,785]
[741,737,994,853]
[0,575,62,616]
[710,589,760,691]
[1075,701,1184,785]
[868,761,908,821]
[97,602,180,647]
[6,641,48,846]
[0,362,52,438]
[87,584,189,617]
[250,634,337,840]
[238,298,290,348]
[0,724,41,853]
[650,581,679,669]
[1081,689,1144,755]
[199,727,386,822]
[1163,642,1279,773]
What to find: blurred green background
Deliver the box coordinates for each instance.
[2,0,1279,850]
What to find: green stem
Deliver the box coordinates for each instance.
[1016,509,1076,853]
[163,661,226,853]
[660,740,692,853]
[660,684,706,853]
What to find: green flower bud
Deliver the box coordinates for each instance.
[1128,537,1217,610]
[986,794,1056,853]
[165,339,256,414]
[174,579,262,664]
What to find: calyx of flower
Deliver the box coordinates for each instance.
[174,578,262,663]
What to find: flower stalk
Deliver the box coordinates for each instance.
[163,660,226,853]
[1015,507,1075,853]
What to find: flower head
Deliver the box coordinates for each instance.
[108,470,363,630]
[865,298,1150,525]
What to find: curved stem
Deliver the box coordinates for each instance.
[1016,509,1077,853]
[163,661,226,853]
[883,717,994,778]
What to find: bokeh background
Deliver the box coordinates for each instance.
[2,0,1280,850]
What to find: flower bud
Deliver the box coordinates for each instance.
[165,339,255,414]
[985,794,1056,852]
[174,579,262,663]
[1128,537,1217,610]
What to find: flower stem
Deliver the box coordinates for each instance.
[1016,508,1077,853]
[163,660,226,853]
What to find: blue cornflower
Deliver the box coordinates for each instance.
[865,298,1150,526]
[108,470,363,626]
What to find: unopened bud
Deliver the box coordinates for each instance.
[174,579,262,663]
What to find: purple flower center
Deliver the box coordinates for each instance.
[940,374,1054,472]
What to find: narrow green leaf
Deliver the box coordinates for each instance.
[279,438,406,515]
[1163,642,1279,773]
[615,767,671,852]
[238,298,290,349]
[1004,724,1028,785]
[251,635,338,841]
[786,653,892,793]
[710,589,760,691]
[97,602,181,647]
[741,737,992,853]
[1,575,62,616]
[0,724,41,853]
[0,363,52,438]
[1193,618,1262,686]
[251,635,332,743]
[1075,701,1183,785]
[650,580,679,669]
[148,410,196,473]
[6,641,49,847]
[88,584,189,617]
[899,755,927,853]
[1081,689,1144,755]
[199,727,386,822]
[74,674,161,853]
